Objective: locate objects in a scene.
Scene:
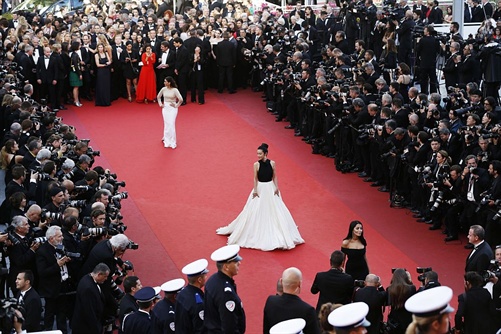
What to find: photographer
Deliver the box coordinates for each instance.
[489,246,501,327]
[395,11,415,66]
[416,270,441,292]
[442,165,465,241]
[477,34,501,101]
[482,160,501,247]
[353,274,386,334]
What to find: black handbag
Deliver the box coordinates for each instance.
[380,318,399,334]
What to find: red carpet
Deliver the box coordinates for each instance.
[61,90,469,333]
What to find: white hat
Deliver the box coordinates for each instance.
[269,318,306,334]
[153,286,161,298]
[160,278,185,293]
[328,302,371,329]
[405,286,455,317]
[211,245,243,263]
[182,259,209,277]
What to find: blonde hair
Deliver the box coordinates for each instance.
[405,313,447,334]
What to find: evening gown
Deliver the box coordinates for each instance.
[341,247,369,280]
[95,56,111,106]
[136,53,157,102]
[216,159,304,251]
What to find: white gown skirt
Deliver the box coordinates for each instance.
[216,181,304,251]
[162,104,178,148]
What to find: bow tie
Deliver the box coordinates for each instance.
[45,56,50,59]
[13,20,17,23]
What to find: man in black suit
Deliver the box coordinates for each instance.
[311,250,354,312]
[481,0,494,18]
[72,263,110,334]
[156,41,176,92]
[216,32,236,94]
[118,275,142,330]
[353,274,386,334]
[4,164,38,202]
[416,25,440,94]
[173,37,190,105]
[427,0,444,23]
[184,29,202,55]
[15,270,42,332]
[395,11,415,66]
[471,0,485,21]
[442,42,461,89]
[36,225,73,333]
[465,225,494,272]
[459,44,480,84]
[19,46,37,90]
[263,267,320,334]
[37,46,59,110]
[7,216,40,294]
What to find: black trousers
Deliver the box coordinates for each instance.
[177,71,188,102]
[218,65,234,93]
[44,295,71,333]
[190,69,205,103]
[419,67,438,94]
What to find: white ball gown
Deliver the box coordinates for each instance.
[216,159,304,251]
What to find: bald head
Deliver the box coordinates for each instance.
[281,267,302,294]
[365,274,380,287]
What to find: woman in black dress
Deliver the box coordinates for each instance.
[120,41,140,102]
[189,45,205,104]
[94,43,112,106]
[387,268,416,334]
[341,220,369,280]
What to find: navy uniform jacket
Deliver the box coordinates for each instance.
[123,309,153,334]
[204,271,245,334]
[175,284,206,334]
[152,298,175,334]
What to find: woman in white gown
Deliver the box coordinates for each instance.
[157,76,183,149]
[217,143,304,251]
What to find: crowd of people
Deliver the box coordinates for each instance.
[0,0,501,332]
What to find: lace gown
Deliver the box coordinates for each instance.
[216,159,304,251]
[157,87,182,148]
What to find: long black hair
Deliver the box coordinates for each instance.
[258,143,269,154]
[343,220,367,246]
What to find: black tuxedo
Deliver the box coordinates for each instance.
[72,274,106,334]
[174,45,190,102]
[155,48,176,91]
[483,2,494,18]
[396,18,416,65]
[442,52,460,88]
[459,54,480,84]
[5,179,37,202]
[7,234,37,293]
[37,53,59,108]
[19,53,37,85]
[454,286,497,333]
[263,293,320,334]
[465,241,494,273]
[16,288,42,332]
[310,268,354,312]
[427,6,443,24]
[215,39,236,93]
[119,293,138,328]
[184,36,202,54]
[471,5,485,22]
[353,286,386,334]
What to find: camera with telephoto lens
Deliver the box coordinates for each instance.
[86,147,100,157]
[40,210,62,223]
[83,227,107,237]
[480,260,501,282]
[430,191,444,212]
[127,240,139,250]
[68,200,87,208]
[110,192,128,209]
[0,298,25,332]
[74,185,92,192]
[354,280,365,288]
[416,267,432,282]
[55,244,81,259]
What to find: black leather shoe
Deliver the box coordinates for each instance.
[412,214,422,218]
[464,243,474,249]
[229,91,237,94]
[411,209,421,214]
[445,236,459,241]
[358,172,368,178]
[378,186,389,192]
[425,220,433,224]
[285,125,294,129]
[294,132,303,137]
[416,218,427,223]
[301,136,310,141]
[429,225,441,230]
[327,153,336,158]
[363,177,373,182]
[58,105,67,110]
[275,118,283,122]
[371,181,383,187]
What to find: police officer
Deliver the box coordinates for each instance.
[175,259,209,334]
[328,302,371,334]
[152,278,185,334]
[270,318,306,334]
[204,245,246,334]
[404,286,455,334]
[122,286,158,334]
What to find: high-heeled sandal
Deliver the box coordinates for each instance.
[128,96,132,102]
[144,99,148,104]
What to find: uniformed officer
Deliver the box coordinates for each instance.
[270,318,306,334]
[122,286,158,334]
[404,286,455,334]
[152,278,185,334]
[204,245,246,334]
[328,302,371,334]
[175,258,209,334]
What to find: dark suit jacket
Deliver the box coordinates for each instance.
[416,35,440,68]
[311,268,354,312]
[215,40,236,67]
[353,286,386,334]
[459,54,480,84]
[263,293,320,334]
[17,288,42,332]
[37,53,58,84]
[184,36,202,54]
[19,53,37,84]
[72,274,106,334]
[36,242,63,298]
[175,45,190,74]
[471,5,485,22]
[8,235,37,290]
[155,49,176,77]
[454,287,497,333]
[4,180,37,202]
[428,6,444,24]
[465,241,494,272]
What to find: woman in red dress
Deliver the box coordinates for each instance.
[136,45,157,103]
